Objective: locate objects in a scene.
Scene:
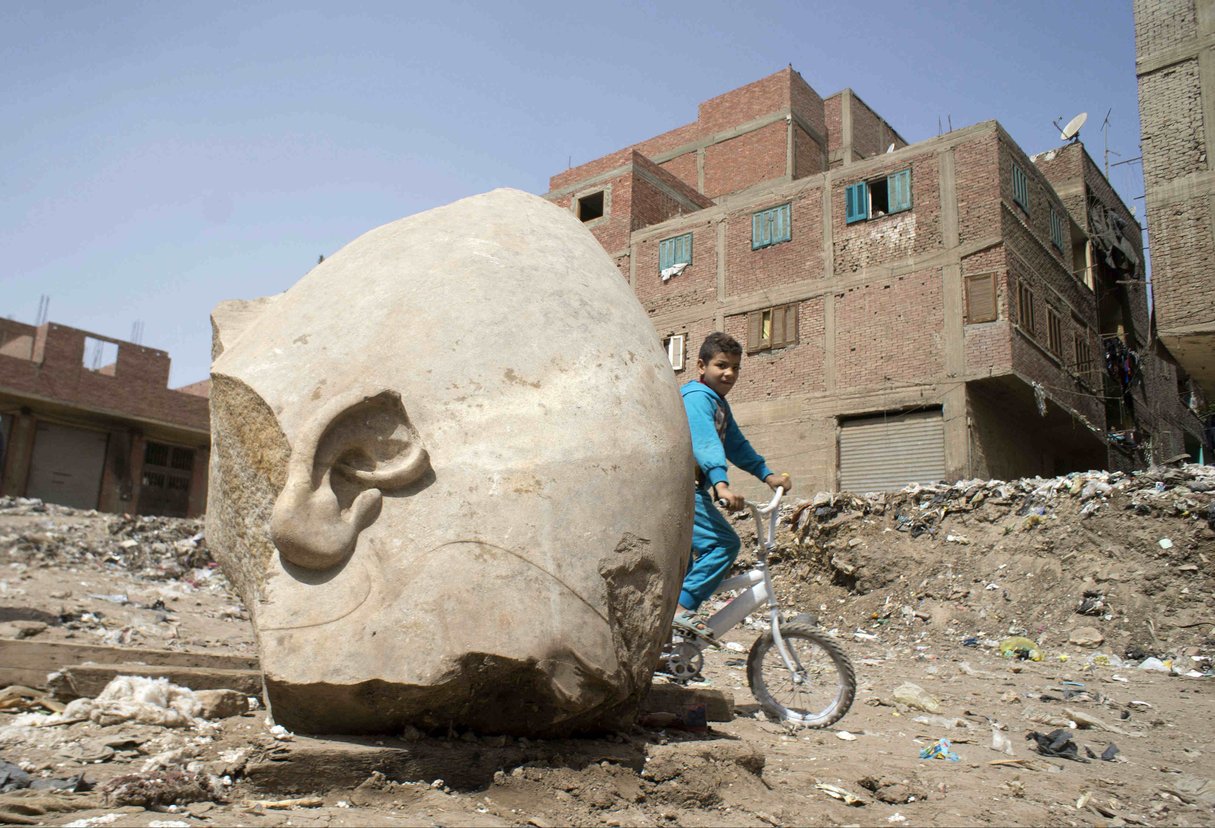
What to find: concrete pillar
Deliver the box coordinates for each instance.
[0,412,35,497]
[96,427,133,514]
[128,433,146,516]
[187,447,209,518]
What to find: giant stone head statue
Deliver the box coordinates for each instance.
[207,189,693,736]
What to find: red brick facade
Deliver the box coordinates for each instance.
[547,68,1206,491]
[0,320,209,516]
[1135,0,1215,411]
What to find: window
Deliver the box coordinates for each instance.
[845,168,911,224]
[964,272,997,323]
[663,334,686,371]
[576,191,604,222]
[659,233,692,271]
[1012,163,1030,213]
[1074,330,1094,384]
[1047,307,1064,356]
[752,203,791,250]
[1016,281,1036,334]
[1050,206,1065,251]
[746,304,798,352]
[82,336,118,373]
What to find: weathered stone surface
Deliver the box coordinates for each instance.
[208,189,693,736]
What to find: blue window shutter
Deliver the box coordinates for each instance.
[845,182,868,224]
[888,169,911,213]
[752,212,765,249]
[659,238,673,270]
[775,204,791,242]
[678,233,692,264]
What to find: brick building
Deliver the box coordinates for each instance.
[546,68,1206,492]
[1135,0,1215,428]
[0,320,209,516]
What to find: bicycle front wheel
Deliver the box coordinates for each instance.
[746,621,855,727]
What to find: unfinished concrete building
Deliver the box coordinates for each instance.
[0,320,209,516]
[1135,0,1215,453]
[546,68,1205,492]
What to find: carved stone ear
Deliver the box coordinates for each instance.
[270,390,430,570]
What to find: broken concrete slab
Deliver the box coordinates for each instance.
[0,639,258,690]
[208,188,694,737]
[244,733,645,794]
[49,664,262,702]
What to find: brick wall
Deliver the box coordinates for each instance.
[824,94,844,167]
[725,186,824,296]
[954,129,1002,246]
[0,324,208,432]
[659,151,699,193]
[835,270,945,387]
[832,153,943,274]
[794,126,823,178]
[849,92,905,160]
[1150,201,1215,327]
[1134,0,1198,63]
[723,297,827,401]
[635,221,719,314]
[703,120,788,198]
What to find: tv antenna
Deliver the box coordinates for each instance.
[35,295,50,326]
[1099,109,1119,177]
[1055,111,1087,143]
[130,320,144,345]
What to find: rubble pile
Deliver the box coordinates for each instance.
[0,497,210,580]
[747,464,1215,670]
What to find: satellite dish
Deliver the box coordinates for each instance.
[1060,112,1088,141]
[886,143,896,153]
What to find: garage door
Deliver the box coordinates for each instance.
[839,409,945,492]
[26,422,109,509]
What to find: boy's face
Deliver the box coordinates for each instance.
[698,350,741,397]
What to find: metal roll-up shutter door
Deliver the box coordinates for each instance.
[839,409,945,492]
[26,422,109,509]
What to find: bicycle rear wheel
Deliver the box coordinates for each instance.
[746,621,855,726]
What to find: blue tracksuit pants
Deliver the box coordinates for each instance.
[679,488,742,611]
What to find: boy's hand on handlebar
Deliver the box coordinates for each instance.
[765,472,792,494]
[711,483,746,512]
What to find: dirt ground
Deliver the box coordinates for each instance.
[0,464,1212,827]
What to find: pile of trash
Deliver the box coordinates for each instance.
[0,498,210,581]
[789,463,1215,546]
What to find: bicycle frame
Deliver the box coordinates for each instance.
[695,488,802,675]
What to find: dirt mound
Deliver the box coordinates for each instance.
[752,464,1215,666]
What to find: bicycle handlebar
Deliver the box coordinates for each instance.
[716,486,784,514]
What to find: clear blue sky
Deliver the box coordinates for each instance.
[3,1,1144,386]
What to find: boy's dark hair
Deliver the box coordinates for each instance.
[698,332,743,363]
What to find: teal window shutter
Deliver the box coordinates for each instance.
[888,169,911,213]
[677,233,692,265]
[1012,164,1029,212]
[659,238,674,270]
[1050,208,1064,250]
[845,182,868,224]
[774,204,791,243]
[753,205,791,249]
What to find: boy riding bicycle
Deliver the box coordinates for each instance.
[675,332,791,643]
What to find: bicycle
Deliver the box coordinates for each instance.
[660,487,856,727]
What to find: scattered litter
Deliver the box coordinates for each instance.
[999,636,1043,662]
[919,738,960,762]
[1084,743,1120,762]
[244,797,324,810]
[1159,538,1174,549]
[991,727,1015,755]
[1026,729,1085,761]
[1137,657,1171,673]
[815,782,864,806]
[892,682,941,714]
[836,730,858,741]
